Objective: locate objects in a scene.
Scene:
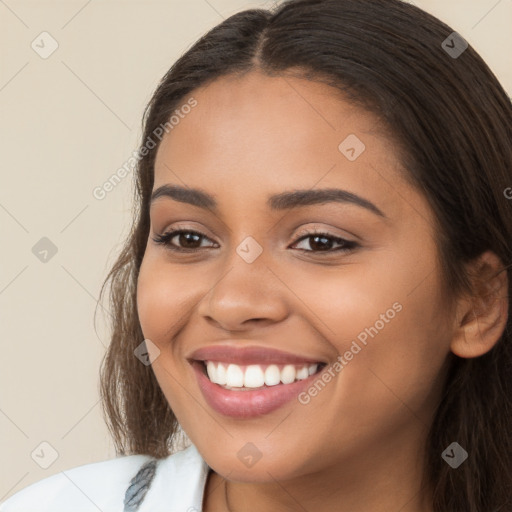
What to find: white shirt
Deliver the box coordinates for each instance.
[0,443,210,512]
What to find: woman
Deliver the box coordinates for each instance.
[2,0,511,511]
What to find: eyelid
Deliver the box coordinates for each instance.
[158,222,217,240]
[152,224,359,256]
[288,230,358,253]
[292,224,356,242]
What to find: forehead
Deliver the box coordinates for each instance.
[157,70,383,164]
[152,70,430,225]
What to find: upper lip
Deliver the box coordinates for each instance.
[189,345,326,366]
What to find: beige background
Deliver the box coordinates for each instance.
[1,0,511,502]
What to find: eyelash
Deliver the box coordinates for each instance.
[151,228,359,255]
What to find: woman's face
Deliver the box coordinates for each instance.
[137,70,454,483]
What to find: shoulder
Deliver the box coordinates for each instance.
[139,443,209,510]
[0,444,209,512]
[0,453,154,512]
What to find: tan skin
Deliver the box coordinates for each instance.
[136,70,508,512]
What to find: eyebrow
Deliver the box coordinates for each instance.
[150,184,387,218]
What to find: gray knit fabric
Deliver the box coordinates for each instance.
[123,459,158,512]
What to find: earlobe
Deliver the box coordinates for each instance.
[450,251,509,359]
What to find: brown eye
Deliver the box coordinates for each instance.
[290,231,359,254]
[152,230,217,251]
[151,228,358,256]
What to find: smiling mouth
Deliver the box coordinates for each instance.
[198,360,327,390]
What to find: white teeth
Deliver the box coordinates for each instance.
[296,366,309,380]
[206,361,217,383]
[244,365,265,388]
[216,363,227,385]
[264,365,281,386]
[207,361,228,385]
[281,364,296,384]
[205,361,321,388]
[226,364,244,387]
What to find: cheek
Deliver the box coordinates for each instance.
[302,259,450,423]
[136,264,172,341]
[136,255,192,342]
[136,258,201,422]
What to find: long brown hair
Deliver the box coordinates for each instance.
[98,1,512,510]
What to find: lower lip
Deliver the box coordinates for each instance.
[191,361,322,418]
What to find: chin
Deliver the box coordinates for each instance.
[202,445,309,484]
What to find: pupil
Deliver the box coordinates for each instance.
[181,233,200,248]
[310,235,331,251]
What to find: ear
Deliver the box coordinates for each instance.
[450,250,509,358]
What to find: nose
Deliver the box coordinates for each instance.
[196,252,289,332]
